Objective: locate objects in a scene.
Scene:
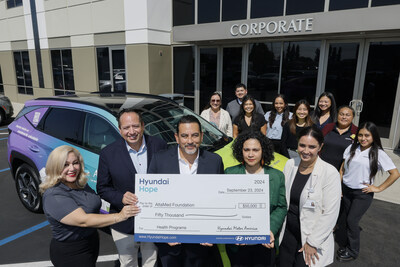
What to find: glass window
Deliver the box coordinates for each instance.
[200,48,218,111]
[372,0,400,7]
[0,66,4,94]
[13,51,33,95]
[173,46,194,96]
[51,49,75,96]
[198,0,220,23]
[97,48,126,93]
[222,47,242,107]
[173,0,194,26]
[248,42,281,102]
[42,108,84,145]
[7,0,23,8]
[83,114,119,154]
[286,0,324,15]
[325,43,359,107]
[251,0,284,18]
[329,0,368,11]
[222,0,247,21]
[360,41,400,138]
[280,41,321,104]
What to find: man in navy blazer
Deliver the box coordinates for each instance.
[97,108,167,267]
[148,115,224,267]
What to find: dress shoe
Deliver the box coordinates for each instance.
[336,251,356,262]
[337,247,346,256]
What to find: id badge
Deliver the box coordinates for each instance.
[303,199,316,209]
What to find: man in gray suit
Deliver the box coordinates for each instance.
[226,83,264,122]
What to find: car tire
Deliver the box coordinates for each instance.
[15,163,43,213]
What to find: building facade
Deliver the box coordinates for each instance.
[1,0,400,148]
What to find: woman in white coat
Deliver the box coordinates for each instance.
[200,92,233,137]
[279,126,341,267]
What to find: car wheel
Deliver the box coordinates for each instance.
[15,163,43,213]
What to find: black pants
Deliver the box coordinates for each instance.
[156,243,221,267]
[50,231,99,267]
[279,227,306,267]
[227,244,276,267]
[338,185,374,257]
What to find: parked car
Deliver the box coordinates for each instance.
[7,92,232,212]
[0,94,14,125]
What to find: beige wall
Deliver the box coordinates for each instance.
[72,47,98,92]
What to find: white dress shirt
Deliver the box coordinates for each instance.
[177,147,199,175]
[126,137,147,174]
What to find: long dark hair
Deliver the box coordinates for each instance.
[237,95,256,133]
[312,92,338,123]
[347,121,383,182]
[268,94,291,127]
[232,131,275,166]
[288,99,313,135]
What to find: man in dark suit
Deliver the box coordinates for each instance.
[148,115,224,267]
[97,108,167,267]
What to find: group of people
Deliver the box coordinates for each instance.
[39,84,399,267]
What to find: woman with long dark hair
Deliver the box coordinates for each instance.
[336,122,400,262]
[281,99,313,162]
[312,92,337,129]
[233,95,267,138]
[264,94,293,153]
[225,131,287,266]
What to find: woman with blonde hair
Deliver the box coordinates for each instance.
[40,145,140,267]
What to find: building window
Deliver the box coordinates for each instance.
[280,41,321,104]
[251,0,284,18]
[97,47,126,93]
[173,0,194,26]
[51,49,75,96]
[329,0,368,11]
[7,0,23,9]
[372,0,400,6]
[198,0,220,24]
[0,66,4,95]
[173,46,195,110]
[222,0,248,21]
[13,51,33,95]
[286,0,324,15]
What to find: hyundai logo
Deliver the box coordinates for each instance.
[235,236,244,241]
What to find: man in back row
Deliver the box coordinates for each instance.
[148,115,224,267]
[226,83,264,122]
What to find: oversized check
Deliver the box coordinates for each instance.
[134,174,270,244]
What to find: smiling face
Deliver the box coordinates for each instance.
[274,97,285,114]
[243,100,255,115]
[119,112,144,151]
[318,96,332,112]
[210,94,221,111]
[297,135,322,164]
[358,128,374,150]
[337,107,354,128]
[243,138,262,169]
[175,122,203,157]
[296,104,309,120]
[61,152,81,185]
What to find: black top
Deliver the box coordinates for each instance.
[43,183,101,241]
[233,113,266,135]
[320,125,354,170]
[280,122,303,158]
[286,171,311,238]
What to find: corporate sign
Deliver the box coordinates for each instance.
[230,18,313,37]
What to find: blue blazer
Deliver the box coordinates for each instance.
[96,135,167,234]
[148,145,224,175]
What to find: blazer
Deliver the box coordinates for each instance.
[200,108,233,137]
[96,135,167,234]
[224,164,287,247]
[148,145,224,175]
[279,157,341,267]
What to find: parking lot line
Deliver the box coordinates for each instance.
[0,254,119,266]
[0,221,49,246]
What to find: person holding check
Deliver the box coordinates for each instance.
[148,115,224,267]
[224,131,287,267]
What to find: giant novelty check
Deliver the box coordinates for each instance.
[134,174,270,244]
